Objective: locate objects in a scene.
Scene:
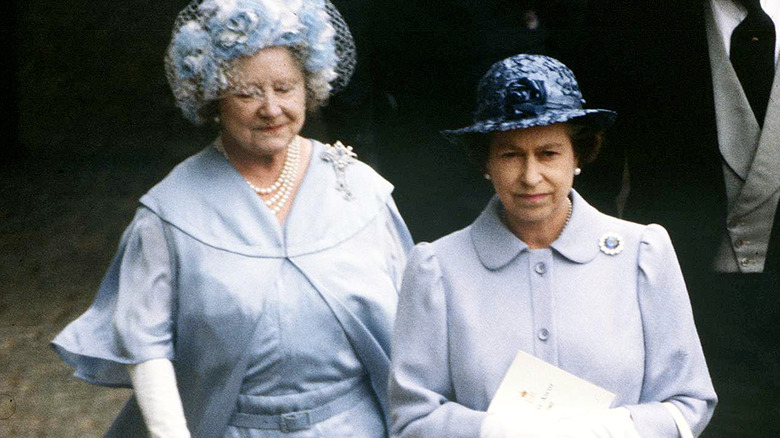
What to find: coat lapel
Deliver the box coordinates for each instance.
[705,2,780,219]
[705,3,761,182]
[732,66,780,218]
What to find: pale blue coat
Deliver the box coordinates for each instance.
[52,140,413,438]
[389,191,716,438]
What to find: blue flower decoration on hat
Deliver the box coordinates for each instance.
[504,78,548,117]
[215,10,260,50]
[442,54,617,142]
[206,1,277,60]
[299,4,338,73]
[171,22,212,80]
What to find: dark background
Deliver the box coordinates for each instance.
[1,1,590,436]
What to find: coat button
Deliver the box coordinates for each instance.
[534,262,547,275]
[537,328,550,341]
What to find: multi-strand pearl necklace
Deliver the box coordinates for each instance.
[215,136,301,214]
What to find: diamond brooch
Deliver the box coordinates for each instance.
[321,141,357,200]
[599,232,624,256]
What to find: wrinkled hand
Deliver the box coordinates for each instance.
[481,407,641,438]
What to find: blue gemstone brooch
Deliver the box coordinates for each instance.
[599,232,624,255]
[321,141,357,200]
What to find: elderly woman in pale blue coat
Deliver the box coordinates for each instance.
[51,1,412,437]
[388,55,716,438]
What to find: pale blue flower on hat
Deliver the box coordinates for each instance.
[171,21,212,80]
[299,1,337,75]
[205,0,274,59]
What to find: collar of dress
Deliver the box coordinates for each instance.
[470,189,604,270]
[139,139,394,258]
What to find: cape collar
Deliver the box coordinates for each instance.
[140,139,393,257]
[470,189,602,270]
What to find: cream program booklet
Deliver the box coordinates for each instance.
[487,350,615,415]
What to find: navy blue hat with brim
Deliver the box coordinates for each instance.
[442,54,617,143]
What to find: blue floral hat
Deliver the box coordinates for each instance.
[165,0,356,124]
[442,54,616,141]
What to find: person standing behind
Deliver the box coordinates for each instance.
[578,1,780,436]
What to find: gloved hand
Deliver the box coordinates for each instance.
[555,408,641,438]
[481,407,641,438]
[480,406,561,438]
[128,358,191,438]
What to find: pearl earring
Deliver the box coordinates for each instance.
[484,173,491,180]
[214,116,221,124]
[574,168,582,176]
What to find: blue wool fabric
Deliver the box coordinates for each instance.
[389,190,716,438]
[52,140,412,438]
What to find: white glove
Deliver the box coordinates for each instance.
[663,402,693,438]
[556,408,641,438]
[128,358,191,438]
[481,407,641,438]
[480,406,561,438]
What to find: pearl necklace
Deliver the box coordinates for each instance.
[563,196,573,229]
[500,195,573,245]
[545,196,573,243]
[215,136,301,214]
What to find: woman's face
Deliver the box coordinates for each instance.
[485,123,578,232]
[218,46,307,160]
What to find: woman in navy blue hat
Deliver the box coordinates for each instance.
[388,55,716,438]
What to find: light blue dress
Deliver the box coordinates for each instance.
[52,140,413,438]
[389,190,716,438]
